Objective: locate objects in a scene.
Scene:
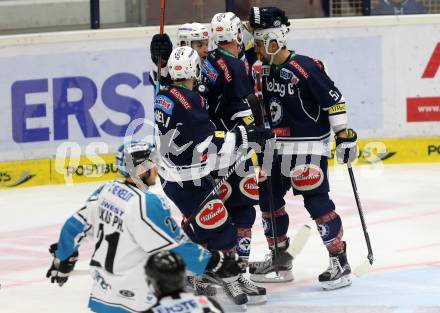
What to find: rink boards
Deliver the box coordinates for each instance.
[1,137,439,189]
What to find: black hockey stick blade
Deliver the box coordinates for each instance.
[247,94,264,128]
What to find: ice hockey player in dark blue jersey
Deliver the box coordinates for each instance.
[149,23,210,90]
[154,46,271,308]
[248,7,358,290]
[201,13,265,281]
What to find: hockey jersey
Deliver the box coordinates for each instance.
[54,180,211,313]
[261,51,347,155]
[146,292,223,313]
[202,48,254,131]
[154,85,239,182]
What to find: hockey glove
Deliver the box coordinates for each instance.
[249,7,290,29]
[206,251,246,278]
[234,125,274,150]
[150,33,173,67]
[335,128,358,164]
[46,243,79,287]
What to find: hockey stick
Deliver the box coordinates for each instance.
[287,224,312,259]
[246,92,280,265]
[181,150,249,230]
[155,0,166,96]
[347,163,374,277]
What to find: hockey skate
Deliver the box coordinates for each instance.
[237,274,267,304]
[185,275,217,296]
[319,245,352,290]
[222,276,249,309]
[249,247,294,283]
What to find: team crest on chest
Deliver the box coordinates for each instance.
[269,97,283,126]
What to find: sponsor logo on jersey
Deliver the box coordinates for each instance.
[215,180,232,201]
[154,95,174,114]
[119,289,135,298]
[196,199,228,229]
[202,60,219,83]
[328,103,347,115]
[242,115,254,125]
[272,127,291,137]
[100,199,125,216]
[0,171,35,187]
[266,78,295,97]
[239,175,259,200]
[291,73,300,84]
[216,58,232,82]
[289,60,309,79]
[93,270,111,291]
[153,299,199,313]
[269,97,283,126]
[214,131,225,138]
[280,68,294,80]
[169,88,192,110]
[290,164,324,191]
[262,65,270,76]
[107,183,135,202]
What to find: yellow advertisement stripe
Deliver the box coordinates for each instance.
[328,137,440,165]
[0,159,51,189]
[1,137,439,189]
[51,154,122,185]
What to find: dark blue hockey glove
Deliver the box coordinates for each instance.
[46,243,78,287]
[150,33,173,67]
[249,7,290,29]
[335,129,358,164]
[234,125,275,149]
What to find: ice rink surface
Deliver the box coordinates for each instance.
[1,163,439,313]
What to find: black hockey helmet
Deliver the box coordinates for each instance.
[144,251,186,297]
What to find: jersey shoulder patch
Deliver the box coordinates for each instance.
[154,94,175,114]
[216,57,232,83]
[169,87,192,110]
[202,59,219,83]
[289,58,310,80]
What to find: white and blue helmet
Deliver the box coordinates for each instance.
[116,141,156,177]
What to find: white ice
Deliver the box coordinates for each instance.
[1,163,440,313]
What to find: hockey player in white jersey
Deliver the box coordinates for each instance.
[144,250,224,313]
[46,141,246,313]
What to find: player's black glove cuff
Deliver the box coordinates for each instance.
[249,7,290,29]
[150,33,173,67]
[46,243,79,287]
[335,128,358,164]
[206,251,246,278]
[245,125,275,149]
